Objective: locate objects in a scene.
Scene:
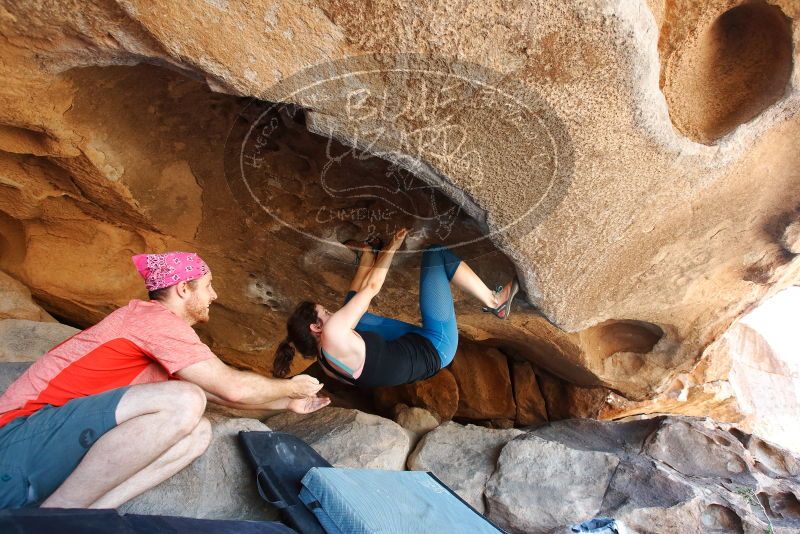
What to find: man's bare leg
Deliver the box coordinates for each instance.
[90,417,211,508]
[41,381,210,508]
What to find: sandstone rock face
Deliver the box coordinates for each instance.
[0,319,78,362]
[120,411,276,520]
[0,1,799,436]
[266,407,412,470]
[408,422,523,514]
[644,419,755,484]
[602,287,800,454]
[658,1,794,144]
[0,271,54,322]
[538,370,610,421]
[735,431,800,480]
[486,434,620,532]
[0,362,31,395]
[506,418,800,533]
[374,369,459,421]
[407,415,800,533]
[393,405,439,446]
[449,344,516,420]
[510,360,548,426]
[782,220,800,254]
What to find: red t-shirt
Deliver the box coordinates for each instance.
[0,299,215,427]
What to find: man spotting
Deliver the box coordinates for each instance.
[0,252,328,509]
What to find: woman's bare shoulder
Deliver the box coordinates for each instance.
[321,326,364,352]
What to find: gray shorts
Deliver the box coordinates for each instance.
[0,386,129,508]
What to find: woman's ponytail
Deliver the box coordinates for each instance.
[273,301,321,377]
[273,338,296,378]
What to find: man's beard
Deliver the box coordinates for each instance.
[187,294,210,323]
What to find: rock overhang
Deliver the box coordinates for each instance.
[0,0,798,409]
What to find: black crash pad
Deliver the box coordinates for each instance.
[0,507,296,534]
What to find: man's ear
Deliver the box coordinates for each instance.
[174,281,190,300]
[310,322,322,334]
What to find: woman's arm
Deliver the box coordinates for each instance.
[327,228,408,332]
[326,285,379,332]
[348,244,376,293]
[358,228,407,293]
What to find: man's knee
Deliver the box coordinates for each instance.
[189,417,212,459]
[165,382,206,432]
[171,381,207,415]
[166,417,211,469]
[118,381,206,432]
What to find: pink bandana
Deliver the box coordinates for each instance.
[131,252,210,291]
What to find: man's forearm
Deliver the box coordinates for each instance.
[177,356,321,404]
[233,371,295,404]
[206,390,290,410]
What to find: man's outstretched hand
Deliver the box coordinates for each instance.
[289,374,323,398]
[287,395,331,414]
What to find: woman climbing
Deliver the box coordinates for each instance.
[272,228,519,387]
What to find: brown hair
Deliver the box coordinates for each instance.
[273,301,320,377]
[148,279,199,301]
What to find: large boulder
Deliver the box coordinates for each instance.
[537,371,610,421]
[484,417,800,533]
[373,369,459,421]
[393,404,439,447]
[120,410,276,520]
[449,344,516,421]
[510,360,548,426]
[266,407,412,470]
[0,319,78,362]
[0,271,54,322]
[408,421,522,514]
[485,433,620,532]
[0,361,32,394]
[644,419,756,484]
